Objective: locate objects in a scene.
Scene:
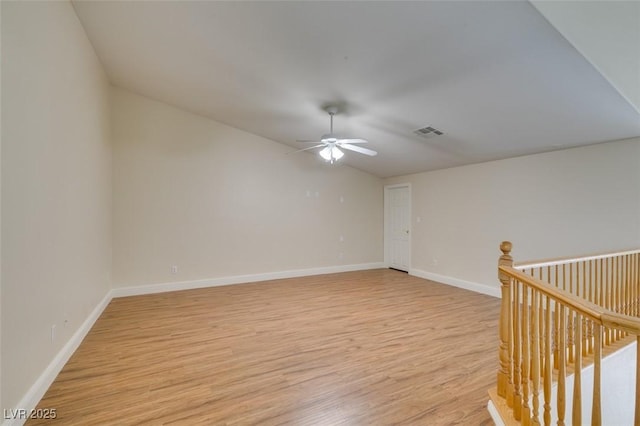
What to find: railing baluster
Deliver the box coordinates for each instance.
[629,253,640,316]
[632,254,635,316]
[636,253,639,317]
[531,289,541,425]
[570,261,574,296]
[616,256,624,312]
[572,310,582,425]
[635,335,640,426]
[629,254,633,315]
[544,296,551,426]
[624,255,627,336]
[624,255,629,338]
[522,285,531,424]
[540,299,545,380]
[582,308,588,357]
[558,304,566,426]
[582,322,588,357]
[633,253,640,317]
[592,322,602,426]
[537,265,544,382]
[568,308,575,363]
[554,265,560,370]
[514,278,522,421]
[633,253,637,316]
[611,257,620,312]
[633,254,636,317]
[538,266,542,281]
[508,275,514,408]
[588,260,594,355]
[616,256,621,340]
[582,261,586,302]
[597,258,602,308]
[616,256,624,340]
[631,253,634,316]
[589,260,595,302]
[606,258,611,345]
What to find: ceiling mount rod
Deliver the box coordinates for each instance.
[325,105,339,135]
[330,112,334,134]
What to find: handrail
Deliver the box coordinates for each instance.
[514,248,640,270]
[499,265,640,333]
[601,312,640,335]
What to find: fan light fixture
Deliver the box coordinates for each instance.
[319,145,344,163]
[293,105,377,163]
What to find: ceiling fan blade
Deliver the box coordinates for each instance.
[340,143,377,156]
[288,144,325,154]
[296,140,323,144]
[337,138,368,144]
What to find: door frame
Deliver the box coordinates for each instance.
[384,183,412,271]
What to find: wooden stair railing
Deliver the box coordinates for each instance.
[494,241,640,426]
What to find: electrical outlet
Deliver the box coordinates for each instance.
[170,265,178,274]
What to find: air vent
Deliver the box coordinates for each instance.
[414,126,444,138]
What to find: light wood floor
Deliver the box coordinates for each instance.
[30,269,501,425]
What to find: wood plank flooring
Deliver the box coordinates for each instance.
[29,269,501,425]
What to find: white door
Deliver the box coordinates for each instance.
[385,185,411,272]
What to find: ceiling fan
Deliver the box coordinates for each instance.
[295,106,377,164]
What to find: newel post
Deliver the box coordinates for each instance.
[497,241,513,399]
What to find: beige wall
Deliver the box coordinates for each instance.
[112,88,383,287]
[385,138,640,290]
[1,1,112,410]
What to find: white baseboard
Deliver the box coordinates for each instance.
[2,291,112,426]
[409,268,500,298]
[487,400,505,426]
[111,262,385,298]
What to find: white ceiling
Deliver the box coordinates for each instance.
[72,0,640,178]
[531,0,640,114]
